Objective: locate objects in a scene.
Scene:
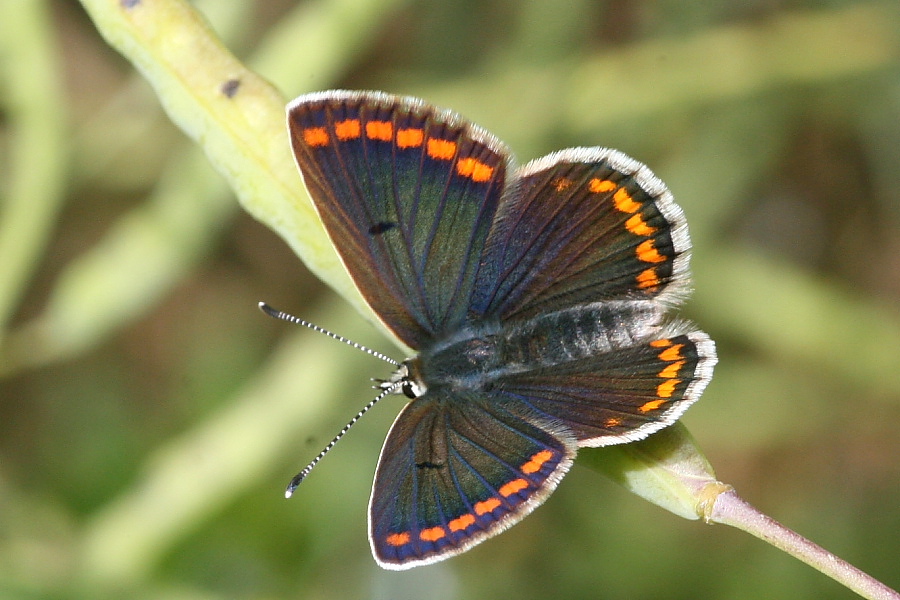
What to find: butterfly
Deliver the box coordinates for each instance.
[283,90,716,570]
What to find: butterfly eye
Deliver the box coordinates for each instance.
[401,382,418,399]
[400,377,427,399]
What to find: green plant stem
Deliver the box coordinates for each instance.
[0,0,67,338]
[708,489,900,600]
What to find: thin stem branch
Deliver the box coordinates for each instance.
[709,489,899,600]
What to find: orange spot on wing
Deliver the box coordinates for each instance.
[427,138,457,160]
[650,339,672,348]
[656,379,680,399]
[659,344,684,362]
[499,478,529,497]
[474,497,501,515]
[589,178,617,193]
[604,417,623,428]
[626,213,656,236]
[419,526,446,542]
[366,120,393,141]
[636,239,666,263]
[385,532,411,547]
[302,127,329,147]
[456,157,494,182]
[658,360,685,379]
[639,398,667,413]
[613,188,641,213]
[334,119,361,140]
[521,450,554,474]
[553,177,572,191]
[397,128,424,148]
[449,513,476,532]
[636,268,659,289]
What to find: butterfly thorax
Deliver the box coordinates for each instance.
[396,301,662,398]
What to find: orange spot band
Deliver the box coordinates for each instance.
[636,239,666,263]
[474,497,501,515]
[302,127,328,147]
[385,532,410,547]
[521,450,554,474]
[499,478,529,498]
[658,360,685,379]
[397,128,424,148]
[456,157,494,182]
[419,526,446,542]
[449,513,476,532]
[366,120,392,141]
[613,187,641,213]
[589,178,617,193]
[334,119,361,140]
[553,177,572,191]
[640,398,667,413]
[636,268,659,289]
[659,344,684,362]
[427,138,457,160]
[626,213,656,236]
[656,379,680,399]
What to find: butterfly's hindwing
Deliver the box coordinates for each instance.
[417,302,716,447]
[369,388,576,569]
[493,328,716,446]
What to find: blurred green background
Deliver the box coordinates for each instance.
[1,1,899,598]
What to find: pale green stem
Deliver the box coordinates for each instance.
[708,489,900,600]
[0,0,68,338]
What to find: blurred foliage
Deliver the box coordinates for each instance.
[0,1,898,599]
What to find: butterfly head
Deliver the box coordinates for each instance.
[381,358,427,399]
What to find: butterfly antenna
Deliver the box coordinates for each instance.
[258,302,399,366]
[258,302,404,497]
[284,382,401,497]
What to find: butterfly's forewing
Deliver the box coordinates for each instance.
[472,148,690,322]
[369,389,577,570]
[288,91,510,348]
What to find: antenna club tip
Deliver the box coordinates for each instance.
[285,472,306,498]
[259,302,285,320]
[285,481,299,497]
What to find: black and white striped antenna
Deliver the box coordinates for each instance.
[258,302,402,497]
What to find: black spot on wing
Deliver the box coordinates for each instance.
[369,221,398,235]
[416,461,444,470]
